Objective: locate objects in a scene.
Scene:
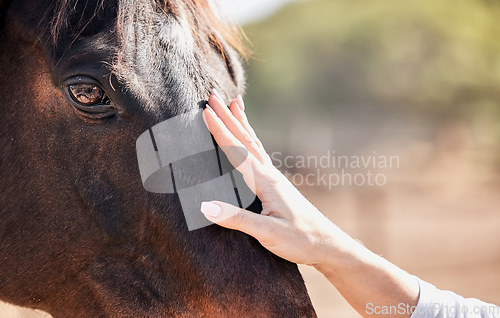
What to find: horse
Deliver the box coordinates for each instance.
[0,0,316,316]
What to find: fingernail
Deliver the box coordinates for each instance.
[236,95,245,111]
[202,109,209,128]
[206,104,215,113]
[201,202,221,218]
[212,88,225,105]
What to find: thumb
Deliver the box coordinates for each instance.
[200,201,269,239]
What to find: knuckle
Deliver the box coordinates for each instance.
[231,208,246,228]
[238,111,248,121]
[242,132,254,144]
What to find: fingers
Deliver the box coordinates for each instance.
[208,90,268,165]
[202,105,259,193]
[202,103,242,149]
[200,201,271,239]
[230,96,264,149]
[229,99,271,166]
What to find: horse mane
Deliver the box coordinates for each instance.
[48,0,249,59]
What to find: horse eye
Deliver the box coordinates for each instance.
[68,84,108,106]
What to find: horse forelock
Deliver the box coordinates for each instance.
[113,0,197,114]
[49,0,247,56]
[46,0,247,115]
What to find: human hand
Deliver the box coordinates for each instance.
[200,91,420,317]
[200,89,342,267]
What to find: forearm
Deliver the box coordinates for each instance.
[313,227,420,318]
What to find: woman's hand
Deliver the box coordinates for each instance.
[200,89,339,267]
[200,90,419,318]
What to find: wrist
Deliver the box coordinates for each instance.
[312,229,372,283]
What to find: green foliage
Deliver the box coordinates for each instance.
[243,0,500,136]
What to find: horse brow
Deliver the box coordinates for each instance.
[48,0,248,59]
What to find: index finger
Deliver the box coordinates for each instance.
[202,105,260,193]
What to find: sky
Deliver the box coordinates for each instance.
[216,0,300,25]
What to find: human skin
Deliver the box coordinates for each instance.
[201,90,420,318]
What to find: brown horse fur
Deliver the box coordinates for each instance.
[0,0,316,317]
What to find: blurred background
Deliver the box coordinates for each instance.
[224,0,500,316]
[2,0,499,317]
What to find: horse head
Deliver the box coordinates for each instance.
[0,0,316,316]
